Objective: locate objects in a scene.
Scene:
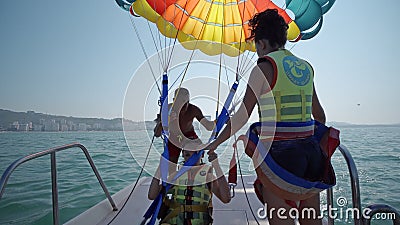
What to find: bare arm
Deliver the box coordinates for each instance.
[311,84,326,124]
[194,105,215,131]
[154,121,162,138]
[148,166,162,200]
[207,152,231,203]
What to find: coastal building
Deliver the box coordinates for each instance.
[60,124,69,131]
[43,119,59,132]
[77,123,87,131]
[9,121,19,131]
[33,124,44,131]
[93,123,103,130]
[8,121,31,131]
[18,123,29,132]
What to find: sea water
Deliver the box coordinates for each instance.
[0,125,399,225]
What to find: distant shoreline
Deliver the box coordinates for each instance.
[1,109,399,132]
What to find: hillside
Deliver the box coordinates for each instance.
[0,109,143,131]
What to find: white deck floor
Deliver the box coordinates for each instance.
[66,175,269,225]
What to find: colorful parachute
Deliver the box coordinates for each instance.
[116,0,334,56]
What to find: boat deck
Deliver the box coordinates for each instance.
[66,175,268,225]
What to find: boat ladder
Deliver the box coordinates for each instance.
[0,143,118,225]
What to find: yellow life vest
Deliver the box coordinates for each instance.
[162,164,212,225]
[258,49,315,140]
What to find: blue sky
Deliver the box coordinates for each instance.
[1,0,399,124]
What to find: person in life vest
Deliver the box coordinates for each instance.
[148,150,231,225]
[154,87,216,174]
[206,9,330,225]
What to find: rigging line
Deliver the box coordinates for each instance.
[165,0,179,71]
[236,48,249,77]
[163,0,178,72]
[223,58,243,119]
[228,92,244,117]
[164,5,180,73]
[223,57,231,87]
[238,0,259,76]
[242,0,271,76]
[134,1,166,70]
[154,29,166,72]
[166,0,219,71]
[107,134,156,225]
[237,0,260,77]
[164,0,191,71]
[149,1,167,70]
[239,51,256,77]
[238,37,256,76]
[170,58,190,111]
[129,15,162,95]
[288,41,298,51]
[163,0,167,72]
[222,56,241,115]
[166,35,174,73]
[154,22,167,71]
[169,0,225,111]
[235,0,250,81]
[168,60,207,91]
[216,0,226,114]
[165,4,179,72]
[164,0,215,71]
[168,69,186,91]
[217,59,222,114]
[234,133,261,225]
[237,35,253,77]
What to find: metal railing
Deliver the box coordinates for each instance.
[0,143,118,225]
[326,144,400,225]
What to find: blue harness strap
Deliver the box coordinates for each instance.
[142,78,239,224]
[160,73,170,189]
[246,121,336,191]
[144,73,170,225]
[213,81,239,138]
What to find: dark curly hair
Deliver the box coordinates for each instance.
[247,9,289,48]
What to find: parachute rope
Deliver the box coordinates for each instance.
[128,15,162,94]
[233,133,261,225]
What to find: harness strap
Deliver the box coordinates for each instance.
[237,121,338,190]
[161,204,209,223]
[301,90,306,121]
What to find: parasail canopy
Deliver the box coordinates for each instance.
[116,0,335,56]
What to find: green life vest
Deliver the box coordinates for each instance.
[162,164,212,225]
[258,49,315,140]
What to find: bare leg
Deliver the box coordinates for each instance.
[262,185,295,225]
[298,194,322,225]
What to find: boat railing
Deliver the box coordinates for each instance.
[327,144,400,225]
[0,143,118,225]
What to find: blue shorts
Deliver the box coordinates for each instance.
[269,137,324,181]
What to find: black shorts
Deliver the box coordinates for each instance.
[269,137,325,181]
